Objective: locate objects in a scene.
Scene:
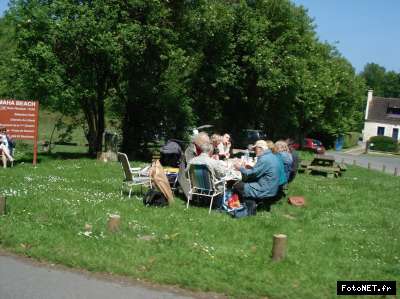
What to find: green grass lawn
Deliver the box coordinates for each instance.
[0,148,399,299]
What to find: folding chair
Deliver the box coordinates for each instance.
[187,164,226,214]
[163,166,179,191]
[118,152,151,197]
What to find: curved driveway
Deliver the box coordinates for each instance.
[0,253,204,299]
[328,151,400,176]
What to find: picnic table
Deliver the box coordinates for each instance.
[299,154,346,178]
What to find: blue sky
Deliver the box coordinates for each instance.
[0,0,7,17]
[292,0,400,73]
[1,0,399,73]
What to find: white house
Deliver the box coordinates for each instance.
[362,90,400,142]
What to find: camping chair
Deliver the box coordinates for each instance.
[163,166,179,191]
[118,152,151,198]
[187,164,226,214]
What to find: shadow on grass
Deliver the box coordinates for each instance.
[40,152,92,160]
[13,152,93,166]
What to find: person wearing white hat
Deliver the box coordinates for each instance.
[233,140,280,201]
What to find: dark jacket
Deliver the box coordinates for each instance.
[288,149,300,182]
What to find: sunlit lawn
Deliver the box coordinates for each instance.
[0,147,399,298]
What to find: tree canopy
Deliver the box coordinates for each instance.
[360,63,400,98]
[1,0,367,154]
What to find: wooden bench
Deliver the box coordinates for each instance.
[306,165,341,178]
[299,154,342,178]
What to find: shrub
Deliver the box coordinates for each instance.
[343,132,361,148]
[369,136,399,152]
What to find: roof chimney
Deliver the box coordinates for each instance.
[365,89,373,120]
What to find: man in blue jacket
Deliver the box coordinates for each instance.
[233,140,280,202]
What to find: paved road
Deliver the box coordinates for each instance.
[0,254,196,299]
[328,151,400,176]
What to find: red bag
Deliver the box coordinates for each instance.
[227,193,241,209]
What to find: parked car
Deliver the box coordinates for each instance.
[233,129,267,149]
[292,138,326,154]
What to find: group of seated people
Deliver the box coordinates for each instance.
[0,126,14,168]
[184,132,232,163]
[183,131,299,207]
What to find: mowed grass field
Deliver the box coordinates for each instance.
[1,110,399,298]
[0,145,399,298]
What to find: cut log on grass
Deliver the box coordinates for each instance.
[84,223,92,232]
[0,196,5,215]
[107,214,120,232]
[272,234,287,261]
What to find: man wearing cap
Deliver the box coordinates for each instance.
[233,140,280,202]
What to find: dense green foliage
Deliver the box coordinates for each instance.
[343,131,361,148]
[1,1,366,156]
[0,16,18,97]
[369,135,399,153]
[360,63,400,98]
[1,148,399,298]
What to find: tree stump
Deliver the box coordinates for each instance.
[107,214,120,232]
[0,196,6,215]
[367,162,371,170]
[272,234,287,261]
[84,223,92,232]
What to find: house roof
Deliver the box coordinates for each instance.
[367,96,400,125]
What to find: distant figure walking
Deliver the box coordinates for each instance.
[0,127,14,168]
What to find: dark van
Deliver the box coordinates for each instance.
[233,129,267,149]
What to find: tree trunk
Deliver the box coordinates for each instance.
[82,94,104,156]
[0,196,6,215]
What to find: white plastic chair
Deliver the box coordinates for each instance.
[118,152,151,197]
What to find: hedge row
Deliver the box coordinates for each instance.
[369,136,399,152]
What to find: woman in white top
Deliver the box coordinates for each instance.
[217,133,231,159]
[0,127,13,167]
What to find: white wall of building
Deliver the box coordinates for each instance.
[363,121,400,142]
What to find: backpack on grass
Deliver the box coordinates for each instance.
[143,189,168,207]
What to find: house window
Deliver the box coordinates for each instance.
[377,127,385,136]
[387,107,400,116]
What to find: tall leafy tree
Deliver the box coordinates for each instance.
[360,62,400,98]
[9,0,123,154]
[0,15,19,98]
[6,0,366,154]
[110,0,195,157]
[383,71,400,98]
[360,63,386,96]
[181,0,365,142]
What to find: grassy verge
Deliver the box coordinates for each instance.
[0,149,399,298]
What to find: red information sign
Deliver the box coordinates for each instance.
[0,99,39,165]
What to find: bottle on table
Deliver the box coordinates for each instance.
[244,149,249,162]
